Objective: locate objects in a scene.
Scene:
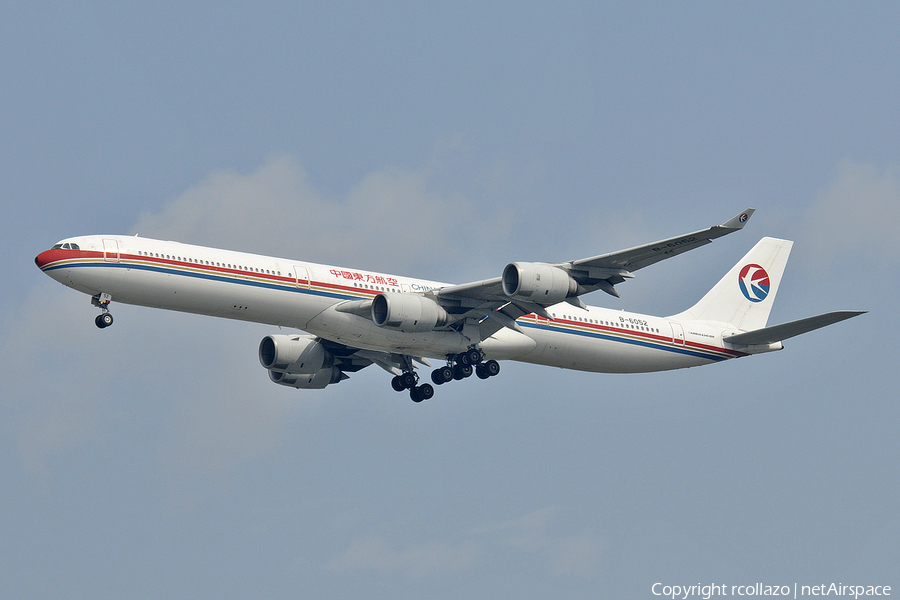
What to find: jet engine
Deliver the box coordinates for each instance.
[259,334,330,373]
[268,367,344,389]
[259,334,345,389]
[502,262,577,304]
[371,292,449,332]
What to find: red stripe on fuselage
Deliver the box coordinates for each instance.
[35,248,393,299]
[522,314,746,359]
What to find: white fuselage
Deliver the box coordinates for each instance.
[36,235,751,374]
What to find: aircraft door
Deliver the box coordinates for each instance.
[294,265,310,289]
[102,238,120,263]
[670,322,685,346]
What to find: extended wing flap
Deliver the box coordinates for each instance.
[723,310,866,346]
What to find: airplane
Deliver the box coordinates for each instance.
[34,209,864,402]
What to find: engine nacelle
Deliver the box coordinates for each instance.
[502,262,577,304]
[371,292,450,332]
[269,367,343,389]
[258,334,331,374]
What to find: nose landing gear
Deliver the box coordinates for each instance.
[92,293,114,329]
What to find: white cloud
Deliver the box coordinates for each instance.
[143,314,303,509]
[470,506,558,552]
[326,535,480,579]
[0,283,115,477]
[475,507,604,578]
[132,155,328,257]
[327,507,604,580]
[546,532,605,577]
[0,280,303,496]
[131,154,489,276]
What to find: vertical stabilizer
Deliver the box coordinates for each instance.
[669,237,793,331]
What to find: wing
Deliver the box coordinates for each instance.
[434,209,755,337]
[567,208,755,288]
[319,339,432,376]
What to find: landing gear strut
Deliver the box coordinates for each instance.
[92,293,114,329]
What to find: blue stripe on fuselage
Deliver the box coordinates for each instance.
[517,320,729,362]
[43,260,351,301]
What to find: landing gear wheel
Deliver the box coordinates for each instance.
[453,363,473,380]
[392,372,419,392]
[462,348,483,366]
[476,359,500,379]
[431,366,453,385]
[95,313,113,328]
[401,371,418,389]
[409,383,434,402]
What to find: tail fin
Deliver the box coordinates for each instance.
[670,237,793,330]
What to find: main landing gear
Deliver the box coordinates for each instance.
[92,293,114,329]
[392,348,500,402]
[391,371,434,403]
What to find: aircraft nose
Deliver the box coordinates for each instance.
[35,250,52,269]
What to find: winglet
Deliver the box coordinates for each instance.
[720,208,755,230]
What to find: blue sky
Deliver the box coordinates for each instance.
[2,2,898,598]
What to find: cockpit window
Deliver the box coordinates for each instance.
[51,244,63,250]
[50,242,80,250]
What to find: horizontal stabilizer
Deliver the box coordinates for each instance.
[723,310,866,346]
